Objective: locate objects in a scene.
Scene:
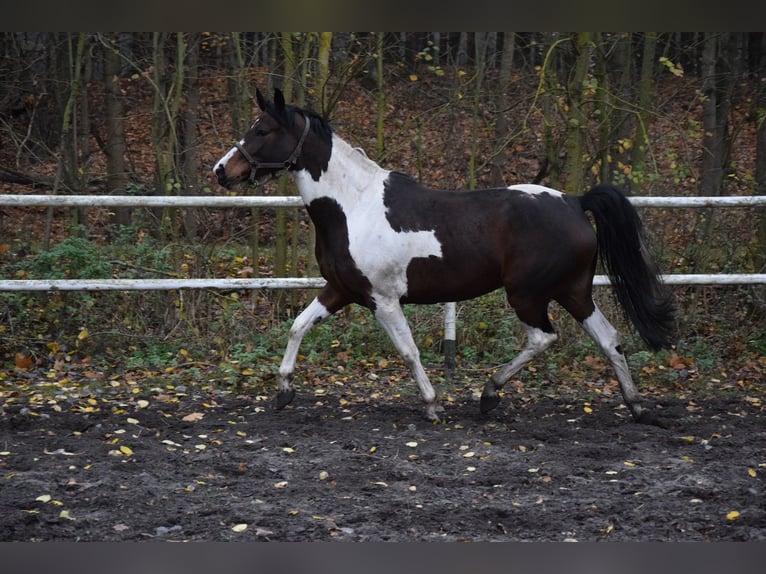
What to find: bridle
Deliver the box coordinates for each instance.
[234,113,312,185]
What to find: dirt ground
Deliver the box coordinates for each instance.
[1,376,765,542]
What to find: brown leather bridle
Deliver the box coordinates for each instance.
[234,113,311,185]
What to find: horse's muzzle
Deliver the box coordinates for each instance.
[214,165,229,188]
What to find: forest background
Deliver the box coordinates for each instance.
[0,32,764,405]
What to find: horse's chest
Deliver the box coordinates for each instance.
[308,196,442,298]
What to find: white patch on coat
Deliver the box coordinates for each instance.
[292,135,442,300]
[508,183,565,198]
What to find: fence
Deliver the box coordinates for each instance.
[1,194,764,292]
[2,194,764,367]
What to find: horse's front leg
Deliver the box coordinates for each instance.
[276,286,347,409]
[373,299,440,421]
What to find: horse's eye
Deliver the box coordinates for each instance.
[254,127,269,137]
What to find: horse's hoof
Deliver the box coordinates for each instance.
[480,393,500,414]
[276,388,296,410]
[425,404,442,422]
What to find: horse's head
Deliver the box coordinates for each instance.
[213,88,317,188]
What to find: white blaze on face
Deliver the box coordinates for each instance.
[508,183,565,198]
[293,135,442,299]
[213,140,244,175]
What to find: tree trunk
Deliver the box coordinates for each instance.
[273,33,295,280]
[753,34,766,284]
[45,33,86,250]
[103,33,130,227]
[630,32,657,191]
[468,32,488,189]
[562,32,593,194]
[181,33,200,240]
[540,32,562,186]
[490,32,515,187]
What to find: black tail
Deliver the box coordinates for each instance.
[580,184,676,350]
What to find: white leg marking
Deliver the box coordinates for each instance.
[582,305,643,409]
[488,323,558,390]
[373,299,438,419]
[277,297,331,392]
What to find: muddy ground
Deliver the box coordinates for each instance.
[1,377,765,542]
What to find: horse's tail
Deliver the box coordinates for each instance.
[580,184,676,351]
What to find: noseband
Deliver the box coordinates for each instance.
[234,113,312,185]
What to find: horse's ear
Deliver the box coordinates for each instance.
[274,88,286,114]
[256,88,267,111]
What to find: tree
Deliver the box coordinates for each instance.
[102,33,130,228]
[561,32,593,194]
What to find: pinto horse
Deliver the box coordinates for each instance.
[213,88,675,424]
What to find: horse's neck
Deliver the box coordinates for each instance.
[293,134,388,208]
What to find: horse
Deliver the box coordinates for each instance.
[213,88,675,424]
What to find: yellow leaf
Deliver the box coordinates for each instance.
[748,468,757,478]
[36,494,52,503]
[59,509,76,521]
[119,445,133,456]
[409,74,419,81]
[369,445,377,453]
[77,329,89,340]
[624,461,636,467]
[282,447,295,453]
[231,523,248,532]
[126,418,139,425]
[405,441,418,448]
[318,471,329,480]
[583,406,593,414]
[274,481,288,489]
[726,510,740,521]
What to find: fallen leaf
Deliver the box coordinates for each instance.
[59,509,76,521]
[726,510,740,521]
[119,445,133,456]
[36,494,52,503]
[405,441,418,448]
[14,353,34,370]
[231,523,248,532]
[748,468,757,478]
[182,412,204,422]
[274,481,288,488]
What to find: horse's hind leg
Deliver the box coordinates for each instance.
[581,304,646,422]
[480,312,558,414]
[276,285,348,409]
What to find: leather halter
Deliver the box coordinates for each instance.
[234,113,312,185]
